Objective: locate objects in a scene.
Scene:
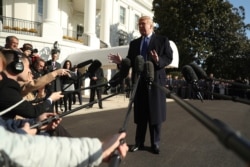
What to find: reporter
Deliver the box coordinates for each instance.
[0,126,128,167]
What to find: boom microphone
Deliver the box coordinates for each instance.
[120,58,131,78]
[189,63,207,80]
[189,62,250,89]
[144,61,154,90]
[108,58,131,87]
[134,55,144,74]
[133,55,145,84]
[182,65,204,102]
[76,59,93,68]
[88,59,102,74]
[182,65,199,83]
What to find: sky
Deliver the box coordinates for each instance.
[228,0,250,38]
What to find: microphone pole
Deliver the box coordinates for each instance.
[30,92,120,129]
[109,70,141,167]
[109,55,144,167]
[62,59,102,91]
[152,82,250,163]
[205,90,250,105]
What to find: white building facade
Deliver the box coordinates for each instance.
[0,0,153,63]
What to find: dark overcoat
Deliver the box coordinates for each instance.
[127,34,173,125]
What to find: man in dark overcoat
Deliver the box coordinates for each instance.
[109,16,173,154]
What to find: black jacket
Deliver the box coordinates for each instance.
[127,34,173,124]
[0,72,51,119]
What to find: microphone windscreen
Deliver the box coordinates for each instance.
[134,55,144,73]
[189,63,207,79]
[76,59,93,68]
[120,58,131,78]
[109,72,121,87]
[144,61,154,82]
[88,59,102,74]
[182,65,198,83]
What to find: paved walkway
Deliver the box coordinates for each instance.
[62,97,250,167]
[67,93,173,116]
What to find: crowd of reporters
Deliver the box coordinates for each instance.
[0,35,128,167]
[165,74,250,100]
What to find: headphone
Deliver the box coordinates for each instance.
[3,50,24,74]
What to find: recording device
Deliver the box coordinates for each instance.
[189,62,250,89]
[189,62,207,79]
[30,92,120,129]
[109,56,144,167]
[108,58,131,88]
[132,55,145,85]
[75,59,102,80]
[150,81,250,163]
[87,59,102,75]
[182,65,204,102]
[62,59,102,92]
[134,55,144,74]
[144,61,154,90]
[76,59,93,69]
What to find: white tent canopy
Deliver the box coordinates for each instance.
[66,40,179,69]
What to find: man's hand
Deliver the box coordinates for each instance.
[108,53,122,64]
[150,50,159,63]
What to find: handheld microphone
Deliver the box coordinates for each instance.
[134,55,144,74]
[76,59,93,68]
[144,61,154,90]
[182,65,204,102]
[133,55,145,85]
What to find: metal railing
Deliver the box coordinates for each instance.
[0,15,42,37]
[62,28,84,43]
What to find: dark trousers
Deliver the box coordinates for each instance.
[135,121,161,147]
[73,91,82,105]
[63,93,73,111]
[89,88,102,108]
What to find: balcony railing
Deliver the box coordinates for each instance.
[0,15,42,37]
[62,28,84,43]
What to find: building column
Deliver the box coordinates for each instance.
[42,0,62,40]
[83,0,100,48]
[100,0,111,47]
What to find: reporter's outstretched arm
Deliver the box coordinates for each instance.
[102,132,128,163]
[0,126,128,167]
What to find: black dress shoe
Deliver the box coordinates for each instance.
[130,144,144,152]
[152,145,160,154]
